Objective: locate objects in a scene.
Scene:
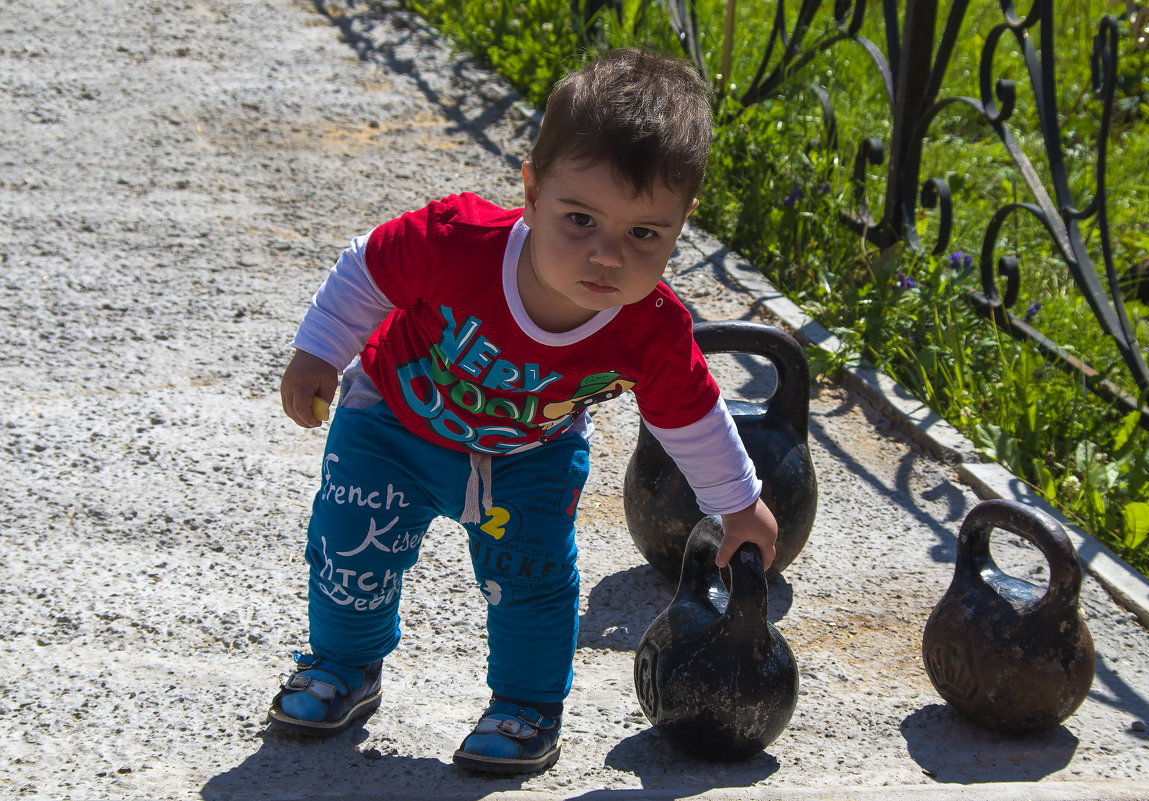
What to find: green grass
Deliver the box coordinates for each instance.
[395,0,1149,574]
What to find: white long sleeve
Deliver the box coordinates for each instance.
[290,234,395,371]
[644,397,762,515]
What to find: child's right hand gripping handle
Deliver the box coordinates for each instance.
[281,349,339,429]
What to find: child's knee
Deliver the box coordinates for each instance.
[305,532,412,613]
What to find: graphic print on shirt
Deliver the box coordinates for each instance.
[392,305,635,454]
[538,370,636,442]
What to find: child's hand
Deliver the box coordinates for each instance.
[716,498,778,572]
[281,349,339,429]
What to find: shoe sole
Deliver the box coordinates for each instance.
[452,742,562,775]
[266,691,382,737]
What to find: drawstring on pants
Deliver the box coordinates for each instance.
[462,452,493,525]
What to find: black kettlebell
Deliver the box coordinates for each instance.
[633,516,799,761]
[922,499,1095,734]
[624,320,816,580]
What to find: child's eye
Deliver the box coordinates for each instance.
[631,227,657,240]
[567,212,593,227]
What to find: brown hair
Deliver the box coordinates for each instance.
[528,48,712,202]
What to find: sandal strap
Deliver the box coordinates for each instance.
[277,653,362,703]
[474,717,534,740]
[472,705,558,740]
[281,671,340,701]
[512,706,554,728]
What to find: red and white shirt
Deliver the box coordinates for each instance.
[292,193,761,515]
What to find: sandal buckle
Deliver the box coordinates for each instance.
[495,718,535,740]
[282,672,337,701]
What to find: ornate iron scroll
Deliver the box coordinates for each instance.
[665,0,1149,427]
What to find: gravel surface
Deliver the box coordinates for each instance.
[1,1,1147,799]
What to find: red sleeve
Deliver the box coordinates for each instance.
[363,200,439,310]
[363,194,522,310]
[630,289,721,430]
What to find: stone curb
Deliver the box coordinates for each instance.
[701,238,1149,630]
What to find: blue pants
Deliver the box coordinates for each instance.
[303,399,589,704]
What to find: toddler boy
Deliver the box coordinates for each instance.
[269,48,778,774]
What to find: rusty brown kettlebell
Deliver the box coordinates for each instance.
[624,320,817,580]
[922,499,1095,734]
[634,515,799,760]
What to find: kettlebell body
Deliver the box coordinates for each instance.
[922,499,1095,734]
[634,516,799,761]
[624,321,816,580]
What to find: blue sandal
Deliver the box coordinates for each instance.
[452,699,562,774]
[267,652,382,737]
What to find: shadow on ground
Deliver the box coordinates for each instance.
[201,720,785,800]
[582,727,781,800]
[578,564,794,652]
[312,0,534,175]
[900,704,1079,783]
[201,726,520,800]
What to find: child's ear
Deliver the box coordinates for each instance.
[521,162,541,224]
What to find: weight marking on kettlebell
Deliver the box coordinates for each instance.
[926,635,979,702]
[635,644,660,717]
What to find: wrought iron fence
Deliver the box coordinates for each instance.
[659,0,1149,428]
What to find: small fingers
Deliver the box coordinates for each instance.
[714,533,739,569]
[284,386,323,428]
[280,350,338,429]
[756,539,778,572]
[715,532,777,572]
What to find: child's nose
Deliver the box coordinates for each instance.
[589,235,624,268]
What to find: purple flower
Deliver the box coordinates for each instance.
[782,184,802,208]
[818,183,830,194]
[1024,301,1042,322]
[946,251,973,270]
[896,271,917,290]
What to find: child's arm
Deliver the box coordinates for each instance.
[282,235,394,428]
[644,398,778,571]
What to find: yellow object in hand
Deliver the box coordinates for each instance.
[311,396,330,422]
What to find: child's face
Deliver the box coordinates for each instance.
[519,158,697,331]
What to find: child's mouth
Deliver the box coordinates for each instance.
[581,280,617,294]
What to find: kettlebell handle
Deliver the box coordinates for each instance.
[693,321,809,440]
[677,516,770,621]
[955,499,1083,613]
[728,542,770,618]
